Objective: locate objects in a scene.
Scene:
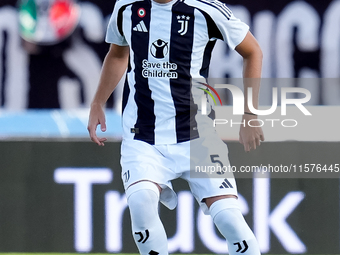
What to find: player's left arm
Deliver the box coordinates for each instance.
[235,31,265,152]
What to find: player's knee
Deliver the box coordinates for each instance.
[215,208,246,234]
[209,197,240,216]
[126,181,160,227]
[128,188,159,211]
[210,198,254,240]
[210,199,240,229]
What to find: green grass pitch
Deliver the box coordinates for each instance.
[0,254,215,255]
[4,253,287,255]
[0,254,214,255]
[0,254,327,255]
[0,254,337,255]
[3,253,337,255]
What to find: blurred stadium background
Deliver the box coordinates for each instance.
[0,0,340,254]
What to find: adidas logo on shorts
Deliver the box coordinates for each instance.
[219,178,233,189]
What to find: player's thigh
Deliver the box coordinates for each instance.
[120,139,176,189]
[183,135,238,214]
[120,139,178,210]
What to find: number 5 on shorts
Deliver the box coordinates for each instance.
[210,154,224,175]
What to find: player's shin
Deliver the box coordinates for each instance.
[126,182,168,255]
[210,198,261,255]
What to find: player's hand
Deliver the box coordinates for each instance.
[87,103,107,146]
[239,114,265,152]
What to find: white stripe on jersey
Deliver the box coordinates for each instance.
[122,5,138,141]
[190,9,215,135]
[148,1,177,144]
[190,9,210,78]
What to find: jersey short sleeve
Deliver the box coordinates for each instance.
[105,2,129,46]
[217,12,249,49]
[200,0,249,49]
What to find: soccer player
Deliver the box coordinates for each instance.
[88,0,264,253]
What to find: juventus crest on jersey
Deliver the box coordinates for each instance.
[106,0,249,145]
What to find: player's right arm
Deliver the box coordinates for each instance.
[87,43,129,146]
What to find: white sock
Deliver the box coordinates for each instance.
[210,198,261,255]
[127,182,168,255]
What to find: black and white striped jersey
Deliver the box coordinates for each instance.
[106,0,249,145]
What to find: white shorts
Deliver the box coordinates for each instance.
[120,133,238,215]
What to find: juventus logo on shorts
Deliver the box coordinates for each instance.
[123,170,130,183]
[177,15,190,35]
